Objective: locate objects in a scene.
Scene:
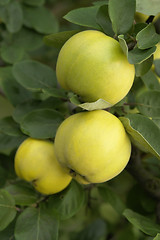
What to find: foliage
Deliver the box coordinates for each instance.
[0,0,160,239]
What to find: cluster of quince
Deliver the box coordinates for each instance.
[15,30,137,195]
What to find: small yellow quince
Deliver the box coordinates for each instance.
[54,110,131,184]
[14,138,72,195]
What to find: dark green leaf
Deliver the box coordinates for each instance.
[64,6,101,30]
[96,5,114,37]
[0,189,17,231]
[0,166,7,188]
[98,185,126,215]
[123,209,160,236]
[23,5,59,34]
[20,109,64,139]
[136,90,160,117]
[1,28,43,64]
[154,59,160,77]
[47,181,85,220]
[22,0,45,7]
[136,24,160,49]
[93,0,108,6]
[154,233,160,240]
[0,95,14,118]
[5,181,38,206]
[42,88,67,99]
[43,30,80,48]
[13,60,56,91]
[0,116,22,136]
[136,0,160,16]
[118,35,128,56]
[108,0,136,35]
[0,220,15,240]
[141,70,160,90]
[120,114,160,159]
[13,98,64,123]
[135,55,153,76]
[0,67,33,106]
[128,46,156,64]
[0,133,26,155]
[74,219,107,240]
[14,206,59,240]
[0,0,10,6]
[0,1,23,33]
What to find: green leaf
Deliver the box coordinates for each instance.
[136,90,160,117]
[22,0,45,7]
[128,46,156,64]
[118,35,128,56]
[13,60,57,91]
[0,95,14,119]
[64,6,101,30]
[136,24,160,49]
[42,88,67,99]
[154,233,160,240]
[136,0,160,16]
[0,0,10,6]
[74,219,107,240]
[70,94,113,110]
[0,189,17,231]
[98,185,126,215]
[96,5,114,37]
[0,1,23,33]
[13,98,64,123]
[141,70,160,90]
[123,209,160,236]
[5,181,38,206]
[43,30,80,48]
[20,109,64,139]
[0,133,26,155]
[0,220,16,240]
[1,28,43,64]
[47,181,85,220]
[23,5,59,34]
[93,0,108,6]
[0,116,22,137]
[0,166,7,188]
[14,206,59,240]
[135,55,153,77]
[120,114,160,159]
[154,59,160,77]
[0,67,33,106]
[108,0,136,35]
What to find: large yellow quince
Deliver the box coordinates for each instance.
[56,30,135,106]
[54,110,131,184]
[14,138,72,195]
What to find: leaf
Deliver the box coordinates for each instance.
[0,1,23,33]
[136,24,160,49]
[123,209,160,236]
[154,233,160,240]
[64,6,101,30]
[98,185,126,215]
[70,94,113,110]
[93,0,108,6]
[0,95,14,119]
[118,35,128,56]
[0,189,17,231]
[13,60,57,91]
[0,166,7,188]
[0,133,26,155]
[154,59,160,77]
[5,182,38,206]
[23,5,59,34]
[96,5,114,37]
[0,116,23,137]
[42,88,67,99]
[0,0,10,6]
[136,90,160,117]
[136,0,160,16]
[120,114,160,159]
[47,181,85,220]
[108,0,136,35]
[128,46,156,64]
[0,67,33,106]
[43,30,80,48]
[13,98,64,123]
[141,70,160,90]
[20,109,64,139]
[1,28,43,64]
[135,55,153,77]
[73,219,107,240]
[14,206,59,240]
[0,220,16,240]
[22,0,45,7]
